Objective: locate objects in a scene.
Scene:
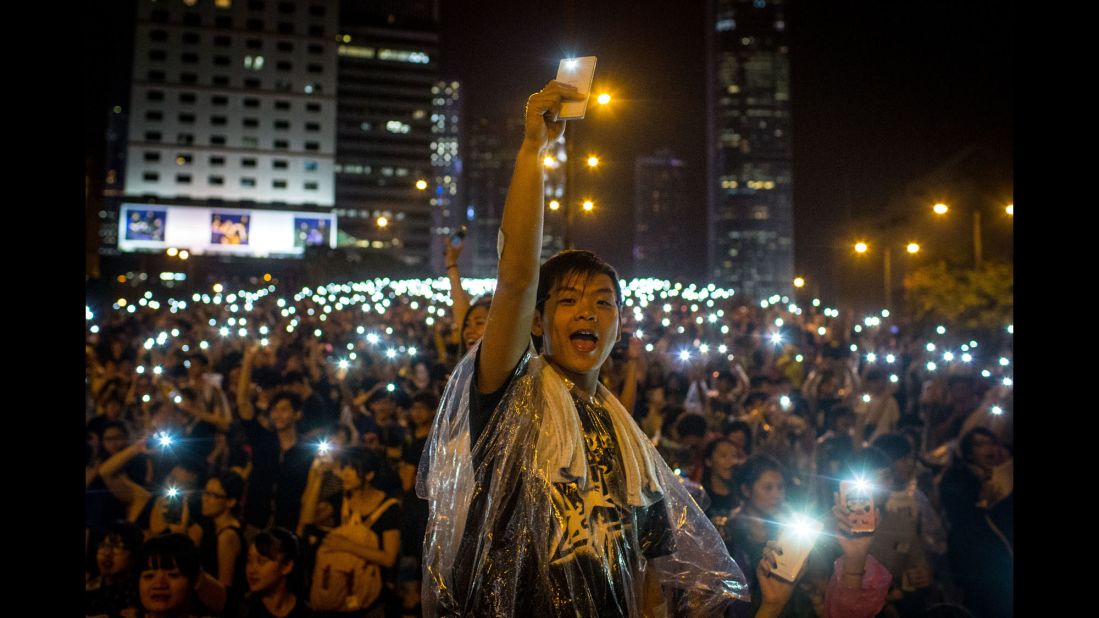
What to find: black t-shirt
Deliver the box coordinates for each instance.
[401,435,430,560]
[451,350,675,617]
[239,594,315,618]
[298,391,334,436]
[240,419,313,530]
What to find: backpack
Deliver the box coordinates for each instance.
[309,496,399,612]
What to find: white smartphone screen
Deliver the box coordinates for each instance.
[554,56,597,120]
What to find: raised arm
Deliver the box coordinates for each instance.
[236,345,257,421]
[477,81,583,393]
[445,237,471,333]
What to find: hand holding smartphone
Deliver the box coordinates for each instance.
[838,479,877,534]
[554,56,597,120]
[770,515,823,582]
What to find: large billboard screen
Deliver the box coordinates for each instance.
[117,203,337,257]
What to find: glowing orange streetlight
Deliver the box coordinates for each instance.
[415,179,428,190]
[582,199,595,213]
[596,93,611,105]
[932,203,949,215]
[548,200,560,211]
[1005,204,1013,216]
[586,155,599,168]
[906,242,920,254]
[854,241,869,254]
[376,216,389,228]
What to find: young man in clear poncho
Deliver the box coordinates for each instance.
[415,80,751,617]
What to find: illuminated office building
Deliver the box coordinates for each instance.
[634,150,692,279]
[334,1,445,269]
[120,0,339,257]
[706,0,793,296]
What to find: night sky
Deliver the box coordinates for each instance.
[439,0,1012,289]
[84,1,1012,294]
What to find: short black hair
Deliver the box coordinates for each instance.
[100,419,129,438]
[721,420,753,452]
[844,445,893,479]
[336,446,382,482]
[675,413,707,439]
[871,433,913,462]
[137,533,201,581]
[535,250,623,314]
[270,391,303,412]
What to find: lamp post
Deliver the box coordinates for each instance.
[561,90,611,250]
[932,202,984,269]
[854,240,919,312]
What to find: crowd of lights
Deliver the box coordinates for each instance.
[88,276,1013,388]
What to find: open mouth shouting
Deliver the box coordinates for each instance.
[569,328,599,354]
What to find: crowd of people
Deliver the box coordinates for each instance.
[86,240,1013,617]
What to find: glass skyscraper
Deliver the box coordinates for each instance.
[706,0,793,297]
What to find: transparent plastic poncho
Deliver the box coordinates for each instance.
[417,344,749,617]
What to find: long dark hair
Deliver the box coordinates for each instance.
[250,527,304,597]
[733,453,787,501]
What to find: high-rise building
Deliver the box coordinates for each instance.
[334,1,443,270]
[634,150,691,279]
[706,0,793,297]
[429,79,465,274]
[119,0,339,258]
[465,117,514,278]
[464,117,564,277]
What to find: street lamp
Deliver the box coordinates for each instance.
[931,201,982,268]
[562,90,613,249]
[548,200,560,211]
[1005,204,1013,216]
[793,277,805,289]
[854,241,920,312]
[415,179,428,190]
[376,216,389,228]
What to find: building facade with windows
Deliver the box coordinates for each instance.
[634,150,692,279]
[706,0,793,296]
[120,0,338,257]
[333,2,442,270]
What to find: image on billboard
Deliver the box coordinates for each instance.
[124,208,167,241]
[211,212,250,245]
[293,217,332,248]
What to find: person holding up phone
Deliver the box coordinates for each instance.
[418,78,748,617]
[822,448,894,618]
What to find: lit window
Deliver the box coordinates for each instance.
[216,0,232,8]
[385,120,410,134]
[244,55,265,70]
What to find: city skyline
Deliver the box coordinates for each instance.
[86,0,1012,301]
